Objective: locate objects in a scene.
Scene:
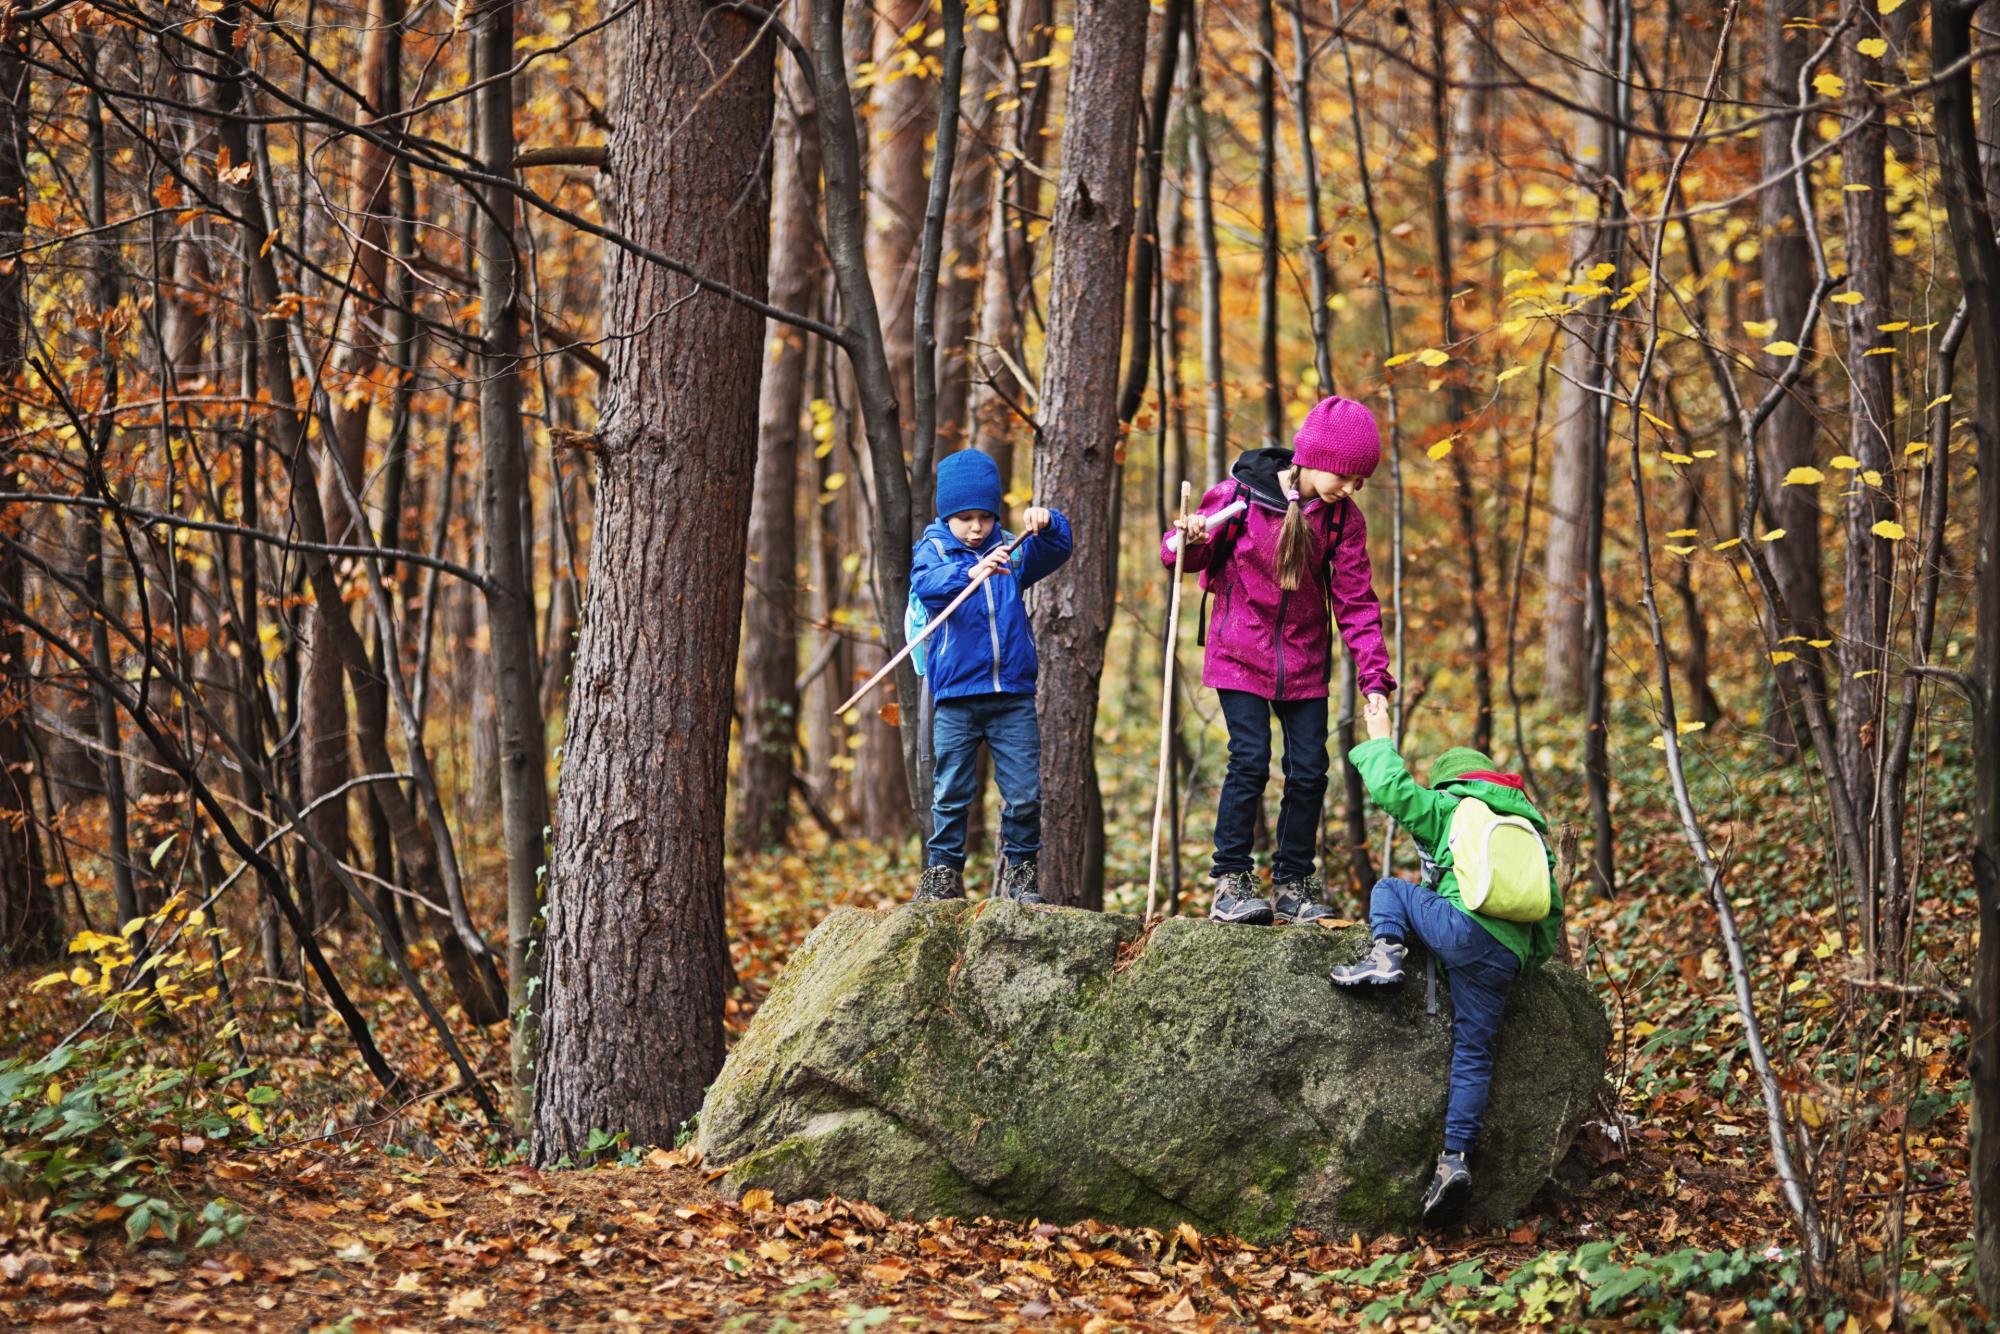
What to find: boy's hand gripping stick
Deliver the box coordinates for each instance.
[1164,497,1247,555]
[836,527,1036,718]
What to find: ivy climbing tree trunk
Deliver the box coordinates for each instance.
[1027,0,1147,910]
[532,0,773,1163]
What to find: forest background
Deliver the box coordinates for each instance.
[4,0,2000,1326]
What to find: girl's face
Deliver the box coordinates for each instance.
[948,510,997,547]
[1297,467,1367,504]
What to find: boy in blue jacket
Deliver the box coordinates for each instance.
[910,449,1072,904]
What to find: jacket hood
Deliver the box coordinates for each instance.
[1440,775,1549,832]
[1229,447,1297,510]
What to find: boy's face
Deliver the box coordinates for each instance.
[947,510,997,547]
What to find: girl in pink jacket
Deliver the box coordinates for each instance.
[1162,395,1396,926]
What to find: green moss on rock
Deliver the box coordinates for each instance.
[697,901,1609,1240]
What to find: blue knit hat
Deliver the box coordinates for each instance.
[935,449,1004,519]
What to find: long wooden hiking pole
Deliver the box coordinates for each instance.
[1146,480,1194,922]
[835,527,1036,717]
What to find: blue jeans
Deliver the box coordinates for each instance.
[1213,690,1329,882]
[928,692,1041,868]
[1370,876,1521,1154]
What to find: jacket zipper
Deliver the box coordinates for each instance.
[983,540,1002,690]
[1274,586,1290,697]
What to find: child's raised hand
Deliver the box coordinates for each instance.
[1022,506,1053,534]
[967,547,1013,588]
[1363,692,1392,741]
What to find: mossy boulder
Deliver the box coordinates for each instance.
[697,901,1608,1240]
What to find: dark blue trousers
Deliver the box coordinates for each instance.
[1370,876,1521,1154]
[927,692,1041,868]
[1212,689,1330,882]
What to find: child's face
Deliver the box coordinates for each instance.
[1298,467,1368,504]
[947,510,998,547]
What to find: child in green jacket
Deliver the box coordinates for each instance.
[1331,697,1564,1225]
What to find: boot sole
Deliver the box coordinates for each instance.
[1329,968,1405,987]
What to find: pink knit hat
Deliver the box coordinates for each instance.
[1291,395,1382,478]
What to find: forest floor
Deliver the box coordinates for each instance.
[0,731,1987,1330]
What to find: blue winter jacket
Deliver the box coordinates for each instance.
[909,509,1073,701]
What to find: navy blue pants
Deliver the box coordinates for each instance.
[928,692,1041,868]
[1212,689,1330,882]
[1370,876,1521,1154]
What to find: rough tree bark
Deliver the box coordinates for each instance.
[1027,0,1147,909]
[532,0,773,1162]
[739,7,822,852]
[1186,13,1226,481]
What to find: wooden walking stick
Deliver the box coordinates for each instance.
[835,528,1036,717]
[1146,481,1195,922]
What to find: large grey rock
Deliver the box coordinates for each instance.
[697,902,1608,1241]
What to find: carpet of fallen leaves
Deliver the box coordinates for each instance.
[1,738,1985,1330]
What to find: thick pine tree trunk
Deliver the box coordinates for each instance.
[532,0,772,1162]
[1028,0,1147,910]
[739,13,823,852]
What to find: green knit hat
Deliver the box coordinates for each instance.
[1429,747,1498,787]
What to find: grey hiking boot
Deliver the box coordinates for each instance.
[914,865,966,902]
[1208,871,1273,925]
[1421,1151,1472,1226]
[996,859,1046,906]
[1273,873,1335,924]
[1330,936,1407,986]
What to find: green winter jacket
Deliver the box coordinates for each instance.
[1348,736,1565,972]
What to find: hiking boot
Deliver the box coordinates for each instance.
[1421,1151,1472,1226]
[996,859,1046,906]
[1272,873,1335,925]
[914,865,966,903]
[1208,871,1274,925]
[1329,936,1407,986]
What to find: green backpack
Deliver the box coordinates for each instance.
[1447,796,1552,923]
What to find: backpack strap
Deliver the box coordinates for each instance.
[1193,481,1251,647]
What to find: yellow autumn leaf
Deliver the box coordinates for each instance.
[1764,340,1801,357]
[1496,365,1529,384]
[1666,528,1698,538]
[30,971,69,991]
[1640,409,1673,431]
[1678,720,1707,734]
[1586,261,1617,282]
[1809,638,1833,649]
[1664,544,1696,556]
[1904,440,1930,456]
[1761,529,1787,541]
[1830,291,1863,305]
[1383,352,1416,368]
[1742,318,1777,338]
[1858,36,1887,57]
[1783,466,1825,485]
[1662,452,1695,465]
[1416,347,1451,368]
[1879,0,1904,13]
[1426,438,1456,461]
[1770,650,1798,664]
[1713,537,1743,551]
[1863,469,1883,486]
[1877,320,1909,332]
[1863,346,1895,357]
[1925,393,1953,409]
[1872,520,1906,540]
[1829,455,1860,470]
[1693,449,1718,459]
[1812,72,1845,97]
[45,1081,61,1106]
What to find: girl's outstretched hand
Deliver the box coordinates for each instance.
[1174,513,1210,545]
[1022,506,1053,534]
[1363,692,1392,741]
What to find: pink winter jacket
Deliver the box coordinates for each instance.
[1159,449,1396,702]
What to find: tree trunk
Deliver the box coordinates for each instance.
[1836,2,1895,922]
[532,0,773,1163]
[1255,0,1282,446]
[740,8,823,852]
[1028,0,1147,909]
[0,24,51,964]
[1542,0,1612,705]
[471,0,553,1126]
[1757,0,1828,759]
[1931,0,2000,1303]
[1185,15,1227,481]
[934,20,996,448]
